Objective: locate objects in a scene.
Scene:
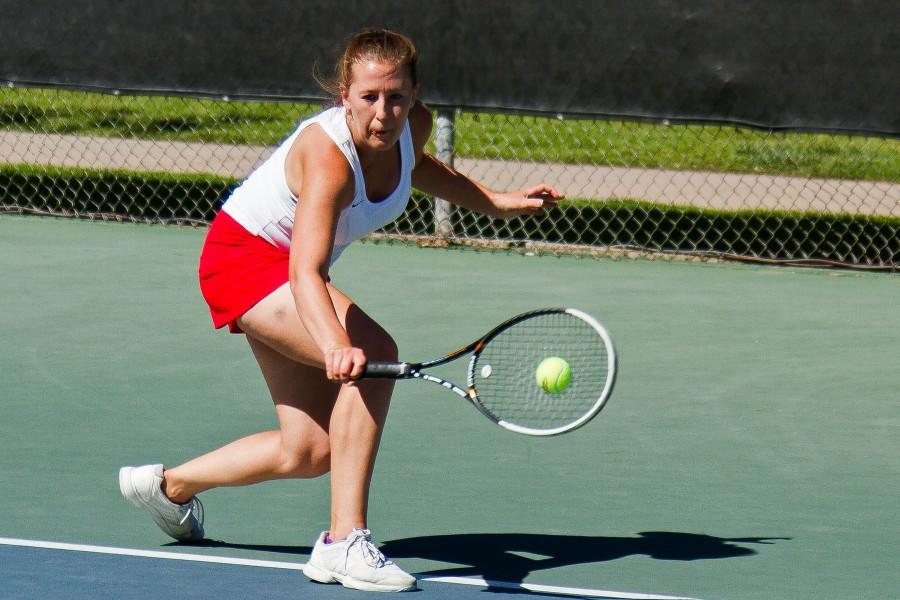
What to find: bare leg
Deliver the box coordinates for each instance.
[165,283,397,540]
[163,351,337,503]
[327,370,394,538]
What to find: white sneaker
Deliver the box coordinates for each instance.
[303,529,416,592]
[118,464,204,542]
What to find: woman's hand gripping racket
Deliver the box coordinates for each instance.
[363,308,617,436]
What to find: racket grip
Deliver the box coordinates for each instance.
[362,361,413,379]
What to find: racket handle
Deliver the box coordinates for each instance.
[362,361,413,379]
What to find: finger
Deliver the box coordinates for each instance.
[538,201,558,212]
[524,185,546,199]
[525,184,554,198]
[338,348,364,382]
[337,351,356,381]
[528,184,565,200]
[327,348,351,382]
[344,348,367,381]
[324,352,336,381]
[529,195,558,212]
[334,353,348,382]
[349,355,367,380]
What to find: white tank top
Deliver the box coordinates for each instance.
[222,106,414,265]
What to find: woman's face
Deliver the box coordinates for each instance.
[341,59,417,153]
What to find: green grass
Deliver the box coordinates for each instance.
[456,113,900,182]
[3,163,897,267]
[0,163,236,222]
[2,86,898,182]
[0,88,323,146]
[558,196,900,223]
[451,196,900,266]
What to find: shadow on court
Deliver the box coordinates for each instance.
[167,532,788,587]
[381,533,789,583]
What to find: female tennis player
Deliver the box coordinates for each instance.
[119,28,562,592]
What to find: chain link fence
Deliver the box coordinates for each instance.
[2,86,898,269]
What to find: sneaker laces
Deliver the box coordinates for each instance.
[347,530,391,569]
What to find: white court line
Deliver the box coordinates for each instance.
[0,537,703,600]
[0,536,303,571]
[424,576,702,600]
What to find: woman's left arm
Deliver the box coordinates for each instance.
[409,103,564,219]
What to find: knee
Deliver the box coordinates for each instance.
[278,441,331,479]
[302,446,331,478]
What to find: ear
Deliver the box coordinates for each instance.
[339,84,351,109]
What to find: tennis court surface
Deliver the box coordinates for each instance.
[2,215,898,599]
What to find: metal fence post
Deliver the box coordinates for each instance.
[434,109,455,238]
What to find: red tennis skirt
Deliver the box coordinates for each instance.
[198,210,289,333]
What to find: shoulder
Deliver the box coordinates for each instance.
[408,100,433,161]
[291,122,350,177]
[289,123,354,204]
[296,122,343,157]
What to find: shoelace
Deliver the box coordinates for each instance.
[346,531,390,569]
[178,496,204,528]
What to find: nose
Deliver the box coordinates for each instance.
[375,95,388,121]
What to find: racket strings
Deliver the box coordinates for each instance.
[471,311,611,432]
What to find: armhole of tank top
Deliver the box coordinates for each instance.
[280,124,308,203]
[282,118,359,204]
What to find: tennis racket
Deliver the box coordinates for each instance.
[362,308,617,436]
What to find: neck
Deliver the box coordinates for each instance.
[356,147,383,176]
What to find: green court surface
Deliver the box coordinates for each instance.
[2,215,898,599]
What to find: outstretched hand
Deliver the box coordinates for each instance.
[491,184,564,218]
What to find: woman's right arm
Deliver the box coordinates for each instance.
[286,126,364,382]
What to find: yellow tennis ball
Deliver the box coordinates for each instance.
[535,356,572,393]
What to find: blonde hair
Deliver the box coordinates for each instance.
[316,28,418,102]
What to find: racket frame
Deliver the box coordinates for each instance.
[363,307,617,436]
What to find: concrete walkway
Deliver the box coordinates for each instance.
[2,131,898,217]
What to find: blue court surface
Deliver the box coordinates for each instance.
[1,539,698,600]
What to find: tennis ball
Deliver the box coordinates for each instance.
[535,356,572,393]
